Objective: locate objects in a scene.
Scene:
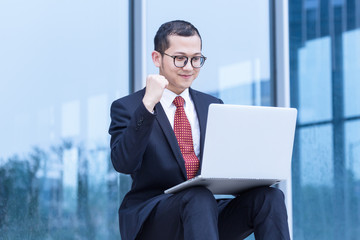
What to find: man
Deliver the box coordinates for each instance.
[109,20,290,240]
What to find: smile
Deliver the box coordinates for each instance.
[179,74,193,79]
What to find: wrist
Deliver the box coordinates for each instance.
[142,98,156,113]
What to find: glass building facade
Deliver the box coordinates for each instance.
[0,1,129,239]
[290,0,360,239]
[0,0,359,239]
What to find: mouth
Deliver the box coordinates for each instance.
[179,74,193,79]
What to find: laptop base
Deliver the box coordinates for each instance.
[164,177,280,195]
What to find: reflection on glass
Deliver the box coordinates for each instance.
[293,125,335,239]
[298,37,332,124]
[344,120,360,239]
[343,29,360,117]
[345,121,360,180]
[61,101,81,138]
[0,141,121,239]
[218,59,269,105]
[298,125,334,186]
[0,0,128,239]
[290,0,360,239]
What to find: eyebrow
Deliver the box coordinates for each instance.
[172,51,202,56]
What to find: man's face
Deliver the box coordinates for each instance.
[155,35,202,95]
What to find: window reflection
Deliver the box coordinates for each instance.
[290,1,360,239]
[343,29,360,117]
[61,101,81,138]
[0,140,121,239]
[345,121,360,181]
[293,125,336,239]
[344,120,360,239]
[0,0,128,238]
[218,59,269,105]
[298,37,332,124]
[298,125,334,187]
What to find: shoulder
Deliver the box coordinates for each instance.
[109,89,148,120]
[111,89,145,109]
[189,88,224,104]
[113,89,145,104]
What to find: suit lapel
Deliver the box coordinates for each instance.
[154,102,187,179]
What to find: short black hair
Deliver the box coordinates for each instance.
[154,20,202,53]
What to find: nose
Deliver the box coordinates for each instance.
[182,59,194,71]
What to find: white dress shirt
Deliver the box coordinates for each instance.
[160,88,201,159]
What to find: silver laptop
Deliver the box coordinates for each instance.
[164,104,297,195]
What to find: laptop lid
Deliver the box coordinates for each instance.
[200,104,297,180]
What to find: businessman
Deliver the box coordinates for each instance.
[109,20,290,240]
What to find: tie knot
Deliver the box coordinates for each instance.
[173,96,185,108]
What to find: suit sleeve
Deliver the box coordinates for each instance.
[109,99,156,174]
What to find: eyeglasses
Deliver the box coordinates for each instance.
[162,52,207,68]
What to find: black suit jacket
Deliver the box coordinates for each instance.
[109,88,223,240]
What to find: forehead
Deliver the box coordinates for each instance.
[166,35,202,54]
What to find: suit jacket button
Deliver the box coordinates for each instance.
[137,119,143,126]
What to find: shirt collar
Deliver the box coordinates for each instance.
[161,88,191,109]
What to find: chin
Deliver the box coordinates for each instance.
[182,82,194,89]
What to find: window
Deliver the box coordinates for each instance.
[145,0,274,106]
[0,1,128,239]
[290,1,360,239]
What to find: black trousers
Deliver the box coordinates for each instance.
[136,186,290,240]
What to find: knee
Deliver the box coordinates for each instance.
[245,187,286,210]
[261,187,285,203]
[181,186,215,200]
[255,187,287,213]
[180,186,217,209]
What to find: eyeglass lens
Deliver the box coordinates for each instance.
[174,56,205,68]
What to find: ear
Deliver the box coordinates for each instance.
[152,51,162,68]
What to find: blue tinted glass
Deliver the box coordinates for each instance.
[344,120,360,239]
[297,37,333,124]
[290,1,360,239]
[343,29,360,117]
[0,0,128,239]
[345,120,360,181]
[298,125,334,187]
[293,125,335,239]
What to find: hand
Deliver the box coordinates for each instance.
[142,74,169,112]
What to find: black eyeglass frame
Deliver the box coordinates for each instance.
[162,52,207,68]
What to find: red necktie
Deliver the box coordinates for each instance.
[173,96,200,179]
